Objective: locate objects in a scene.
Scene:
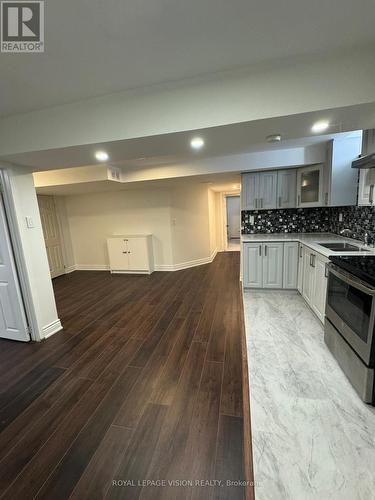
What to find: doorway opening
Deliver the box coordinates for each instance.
[225,195,240,252]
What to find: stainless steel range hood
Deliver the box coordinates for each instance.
[352,152,375,169]
[352,129,375,169]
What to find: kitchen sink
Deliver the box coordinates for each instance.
[317,242,369,252]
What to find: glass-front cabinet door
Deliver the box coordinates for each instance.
[297,164,324,207]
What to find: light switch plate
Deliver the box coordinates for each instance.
[25,216,35,228]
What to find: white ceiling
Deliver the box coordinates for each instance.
[35,172,241,196]
[4,103,373,171]
[1,0,375,117]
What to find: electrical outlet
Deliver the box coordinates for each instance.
[338,213,343,222]
[250,215,255,225]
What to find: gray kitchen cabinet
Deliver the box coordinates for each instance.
[311,253,329,323]
[358,168,375,206]
[283,242,299,289]
[243,242,263,288]
[301,245,328,323]
[297,243,304,294]
[241,171,277,210]
[297,164,324,208]
[243,241,283,289]
[277,170,297,209]
[262,242,284,288]
[258,171,278,210]
[302,245,315,305]
[241,173,258,210]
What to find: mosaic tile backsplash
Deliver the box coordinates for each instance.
[241,206,375,244]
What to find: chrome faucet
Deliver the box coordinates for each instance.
[340,228,354,237]
[340,227,370,246]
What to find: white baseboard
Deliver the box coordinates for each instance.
[155,248,218,272]
[75,264,110,271]
[42,319,63,339]
[66,250,218,274]
[65,265,77,274]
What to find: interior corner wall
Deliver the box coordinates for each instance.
[170,184,211,267]
[215,192,225,252]
[63,189,174,269]
[4,166,61,340]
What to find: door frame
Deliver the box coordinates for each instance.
[223,192,241,251]
[0,169,38,341]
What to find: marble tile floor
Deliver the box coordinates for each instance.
[243,290,375,500]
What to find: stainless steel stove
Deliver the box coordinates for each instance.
[325,255,375,404]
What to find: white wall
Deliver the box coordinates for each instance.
[59,183,219,271]
[65,189,174,270]
[0,47,374,156]
[3,166,61,340]
[170,184,212,267]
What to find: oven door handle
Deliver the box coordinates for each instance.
[329,264,375,296]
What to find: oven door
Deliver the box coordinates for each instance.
[326,264,375,367]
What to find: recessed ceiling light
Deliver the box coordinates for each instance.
[190,137,204,150]
[95,150,109,161]
[311,121,330,133]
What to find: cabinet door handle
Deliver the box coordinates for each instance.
[325,264,329,278]
[311,254,316,268]
[310,254,313,266]
[259,245,262,256]
[299,245,303,258]
[278,196,282,207]
[370,185,374,204]
[255,198,258,209]
[297,194,301,206]
[260,198,263,209]
[264,245,267,256]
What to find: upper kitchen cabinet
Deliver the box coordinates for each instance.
[277,169,296,208]
[241,171,277,210]
[358,168,375,206]
[297,164,324,208]
[357,130,375,206]
[258,171,277,210]
[241,172,258,210]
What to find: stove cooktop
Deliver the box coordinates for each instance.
[330,255,375,287]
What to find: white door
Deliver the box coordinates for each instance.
[0,194,30,341]
[262,243,283,288]
[38,196,65,278]
[107,238,129,271]
[243,243,263,288]
[128,238,149,271]
[226,196,240,239]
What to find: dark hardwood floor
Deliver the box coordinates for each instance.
[0,252,253,500]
